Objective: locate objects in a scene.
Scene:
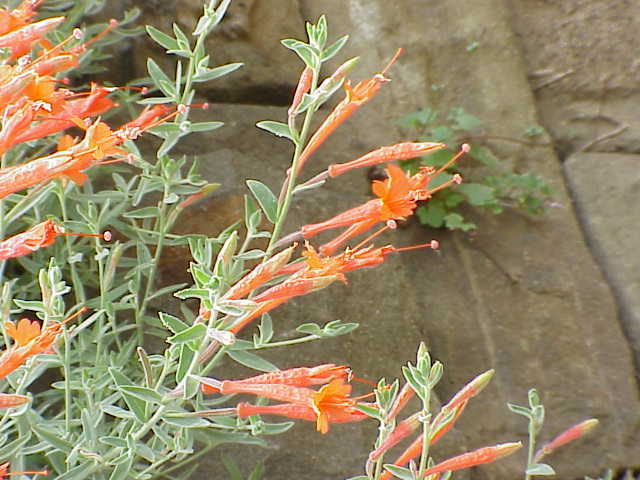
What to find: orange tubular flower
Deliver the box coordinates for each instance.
[0,219,108,261]
[0,103,33,156]
[201,364,350,394]
[534,418,599,462]
[0,393,29,409]
[0,317,64,379]
[327,142,446,179]
[311,378,360,434]
[419,442,522,478]
[222,244,296,300]
[300,164,423,240]
[288,65,313,118]
[250,272,345,303]
[12,83,117,145]
[294,48,403,175]
[0,16,64,59]
[236,400,367,429]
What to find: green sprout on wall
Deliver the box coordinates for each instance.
[397,107,555,231]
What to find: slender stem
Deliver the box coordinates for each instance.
[63,329,72,435]
[525,422,536,480]
[265,71,319,258]
[254,334,320,350]
[56,182,86,305]
[417,393,432,477]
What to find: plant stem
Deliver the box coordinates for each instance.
[524,423,537,480]
[265,71,319,257]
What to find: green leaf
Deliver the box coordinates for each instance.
[109,368,147,422]
[416,203,445,228]
[146,25,178,51]
[101,405,135,420]
[189,121,224,132]
[123,206,160,218]
[0,432,31,459]
[448,107,482,131]
[354,403,381,419]
[256,120,295,143]
[31,423,73,453]
[526,464,556,476]
[147,58,176,98]
[159,312,189,334]
[281,38,318,69]
[507,403,532,418]
[57,462,96,480]
[383,464,414,480]
[227,350,278,372]
[162,415,211,428]
[458,183,496,206]
[167,323,206,346]
[443,213,476,231]
[108,454,134,480]
[246,180,278,224]
[193,62,243,82]
[99,436,128,449]
[256,421,294,435]
[176,344,195,383]
[321,34,348,61]
[119,386,163,405]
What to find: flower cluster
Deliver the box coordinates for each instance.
[0,1,176,259]
[198,364,369,434]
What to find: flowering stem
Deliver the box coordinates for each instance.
[54,182,86,305]
[418,393,433,477]
[265,71,319,258]
[63,329,72,435]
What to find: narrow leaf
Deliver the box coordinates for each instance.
[246,180,278,223]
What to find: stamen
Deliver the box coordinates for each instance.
[394,241,439,253]
[82,19,118,49]
[5,470,49,477]
[72,28,83,40]
[62,306,88,325]
[386,219,397,229]
[381,48,404,76]
[59,229,111,240]
[435,144,471,176]
[353,225,390,251]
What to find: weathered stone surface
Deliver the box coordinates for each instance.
[564,152,640,367]
[509,0,640,155]
[133,1,640,478]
